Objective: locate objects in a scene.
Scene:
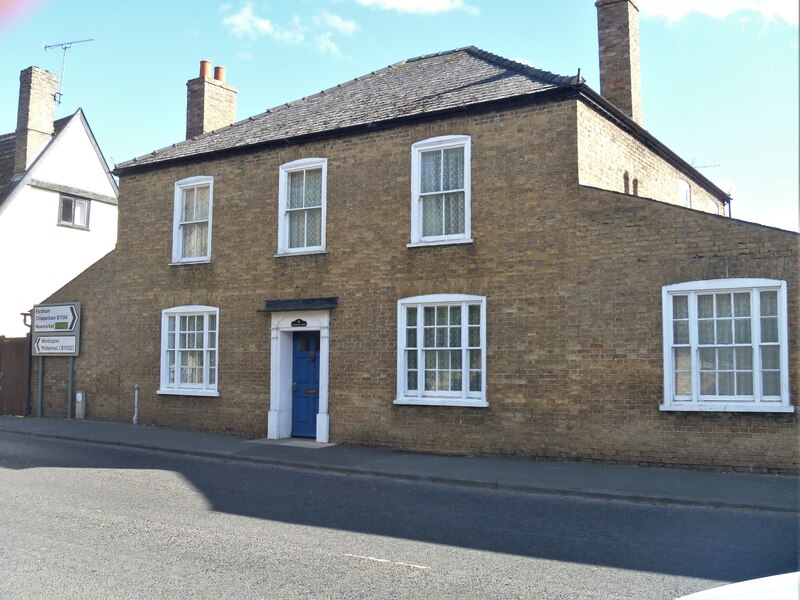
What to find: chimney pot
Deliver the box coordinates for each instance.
[214,66,226,83]
[199,60,212,78]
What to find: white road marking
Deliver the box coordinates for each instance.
[343,553,430,570]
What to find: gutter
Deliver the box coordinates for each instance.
[112,86,579,176]
[114,83,732,208]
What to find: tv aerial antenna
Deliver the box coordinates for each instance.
[44,38,94,104]
[690,158,720,170]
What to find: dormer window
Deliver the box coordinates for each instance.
[58,194,90,229]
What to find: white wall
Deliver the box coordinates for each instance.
[34,115,117,198]
[0,115,118,337]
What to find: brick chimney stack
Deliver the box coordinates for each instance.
[14,66,58,175]
[596,0,642,124]
[186,60,237,139]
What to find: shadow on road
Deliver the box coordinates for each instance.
[2,433,797,583]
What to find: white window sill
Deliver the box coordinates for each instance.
[274,249,327,257]
[169,259,212,266]
[394,396,488,408]
[660,403,794,413]
[57,223,90,231]
[407,238,473,249]
[157,388,220,398]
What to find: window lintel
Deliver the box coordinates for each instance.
[664,278,784,293]
[411,134,470,151]
[280,157,327,172]
[175,175,213,188]
[399,293,484,306]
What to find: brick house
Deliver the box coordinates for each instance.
[35,0,797,471]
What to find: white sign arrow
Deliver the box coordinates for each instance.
[34,304,78,332]
[35,336,77,355]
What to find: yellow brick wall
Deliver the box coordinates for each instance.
[33,98,798,471]
[577,100,726,214]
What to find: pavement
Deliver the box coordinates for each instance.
[1,415,797,514]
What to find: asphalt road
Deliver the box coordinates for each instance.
[0,434,797,600]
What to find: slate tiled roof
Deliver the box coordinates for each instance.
[117,46,577,171]
[0,116,71,208]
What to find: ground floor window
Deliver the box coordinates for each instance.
[395,294,487,407]
[661,279,792,412]
[158,306,219,397]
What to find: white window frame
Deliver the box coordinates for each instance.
[58,194,90,229]
[661,278,792,413]
[158,305,220,397]
[172,176,214,264]
[678,179,691,208]
[409,135,472,247]
[277,158,327,255]
[395,294,487,407]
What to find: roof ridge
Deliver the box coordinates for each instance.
[464,46,576,86]
[244,47,468,121]
[404,46,474,64]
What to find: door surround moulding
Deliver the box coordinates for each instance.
[268,310,330,443]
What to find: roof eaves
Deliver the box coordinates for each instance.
[73,108,119,196]
[120,46,574,170]
[0,112,76,210]
[114,85,580,176]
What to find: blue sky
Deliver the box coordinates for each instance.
[1,0,797,230]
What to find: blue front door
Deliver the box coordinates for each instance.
[292,331,320,437]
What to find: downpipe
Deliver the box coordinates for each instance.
[133,384,139,425]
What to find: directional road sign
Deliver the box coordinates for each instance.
[32,302,81,356]
[33,304,79,332]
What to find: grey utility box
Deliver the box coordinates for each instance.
[75,390,86,420]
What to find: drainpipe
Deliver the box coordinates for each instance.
[133,384,139,425]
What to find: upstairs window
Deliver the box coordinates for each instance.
[395,294,487,407]
[58,195,90,229]
[172,176,213,263]
[410,135,472,246]
[678,179,691,208]
[158,306,219,396]
[277,158,327,255]
[662,279,792,413]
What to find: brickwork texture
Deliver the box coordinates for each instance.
[596,0,642,124]
[14,66,57,174]
[186,76,237,140]
[33,96,798,472]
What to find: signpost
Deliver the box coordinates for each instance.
[31,302,81,419]
[32,303,81,356]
